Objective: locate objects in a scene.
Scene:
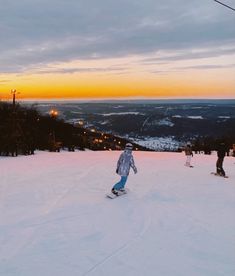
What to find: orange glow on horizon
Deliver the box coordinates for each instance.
[1,57,235,100]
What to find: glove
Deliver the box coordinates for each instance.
[116,168,118,174]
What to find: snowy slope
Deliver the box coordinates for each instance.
[0,151,235,276]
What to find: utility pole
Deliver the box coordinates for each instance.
[9,89,23,156]
[11,89,17,109]
[49,109,59,151]
[11,89,17,156]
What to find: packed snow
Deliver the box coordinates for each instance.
[172,115,182,118]
[156,119,174,127]
[187,116,204,120]
[100,112,144,116]
[1,151,235,276]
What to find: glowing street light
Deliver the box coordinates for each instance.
[11,89,19,108]
[49,109,58,118]
[78,120,84,126]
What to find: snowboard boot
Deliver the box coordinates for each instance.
[111,188,119,195]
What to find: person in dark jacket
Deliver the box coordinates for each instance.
[216,141,226,176]
[112,143,137,195]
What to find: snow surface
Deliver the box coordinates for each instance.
[156,119,174,127]
[135,136,181,151]
[1,151,235,276]
[172,115,182,118]
[100,112,144,116]
[187,116,204,120]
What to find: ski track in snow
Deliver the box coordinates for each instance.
[42,165,96,215]
[82,197,152,276]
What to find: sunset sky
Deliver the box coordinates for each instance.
[0,0,235,100]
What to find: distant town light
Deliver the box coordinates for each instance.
[50,109,58,117]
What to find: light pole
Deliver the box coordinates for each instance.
[49,109,58,148]
[10,89,21,156]
[11,89,17,108]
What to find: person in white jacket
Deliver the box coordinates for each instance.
[111,143,137,195]
[184,144,193,167]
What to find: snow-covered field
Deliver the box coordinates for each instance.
[135,136,181,151]
[1,151,235,276]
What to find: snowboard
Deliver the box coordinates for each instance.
[106,189,128,199]
[211,172,228,178]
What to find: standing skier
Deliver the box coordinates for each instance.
[216,141,227,176]
[112,143,137,195]
[184,143,193,167]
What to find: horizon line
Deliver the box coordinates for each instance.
[1,96,235,103]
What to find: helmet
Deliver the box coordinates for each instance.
[125,143,133,150]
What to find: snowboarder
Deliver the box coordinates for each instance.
[111,143,137,195]
[184,143,193,167]
[216,141,227,177]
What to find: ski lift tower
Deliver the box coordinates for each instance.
[9,89,24,156]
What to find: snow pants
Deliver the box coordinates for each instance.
[185,155,192,167]
[216,157,225,176]
[112,176,128,190]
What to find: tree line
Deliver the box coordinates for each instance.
[0,102,148,156]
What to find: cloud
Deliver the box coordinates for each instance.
[176,64,235,70]
[141,47,235,64]
[0,80,10,87]
[0,80,10,83]
[150,63,235,74]
[0,0,235,73]
[32,66,128,75]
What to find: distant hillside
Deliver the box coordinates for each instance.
[29,100,235,151]
[0,102,148,156]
